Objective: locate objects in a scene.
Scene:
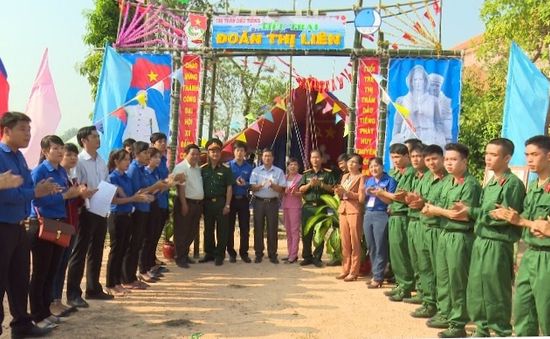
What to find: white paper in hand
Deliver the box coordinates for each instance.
[88,181,118,217]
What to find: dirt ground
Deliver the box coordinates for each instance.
[2,228,465,339]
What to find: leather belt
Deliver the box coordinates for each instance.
[255,197,278,203]
[114,212,132,217]
[529,245,550,252]
[205,196,224,202]
[186,198,203,204]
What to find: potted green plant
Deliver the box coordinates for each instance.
[162,190,176,260]
[304,194,342,261]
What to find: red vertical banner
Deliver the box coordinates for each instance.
[355,57,380,175]
[177,54,202,162]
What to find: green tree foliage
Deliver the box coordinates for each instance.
[459,0,549,180]
[79,0,119,100]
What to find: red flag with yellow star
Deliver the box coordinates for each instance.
[130,57,171,90]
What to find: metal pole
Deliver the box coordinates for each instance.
[207,60,218,139]
[169,53,181,171]
[346,0,364,154]
[197,7,213,142]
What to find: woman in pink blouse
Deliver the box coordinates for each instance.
[282,158,302,263]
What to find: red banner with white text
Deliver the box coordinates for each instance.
[355,57,380,175]
[177,54,202,162]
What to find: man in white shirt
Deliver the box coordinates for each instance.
[66,126,112,308]
[172,143,203,268]
[249,148,286,264]
[122,90,159,143]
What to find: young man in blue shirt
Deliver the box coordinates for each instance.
[227,141,253,263]
[0,112,58,338]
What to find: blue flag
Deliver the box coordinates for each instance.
[93,46,132,160]
[93,48,172,160]
[502,42,550,165]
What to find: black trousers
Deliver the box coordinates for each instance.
[227,196,250,258]
[0,222,33,334]
[173,197,202,259]
[106,213,132,287]
[123,210,148,283]
[253,198,279,259]
[27,221,64,323]
[203,198,228,259]
[66,209,107,299]
[143,202,167,271]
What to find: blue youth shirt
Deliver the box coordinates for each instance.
[364,172,397,212]
[30,160,69,219]
[127,160,151,212]
[109,170,134,213]
[156,155,169,209]
[0,142,35,223]
[229,159,253,197]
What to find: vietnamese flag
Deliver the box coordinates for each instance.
[130,57,171,89]
[0,57,9,117]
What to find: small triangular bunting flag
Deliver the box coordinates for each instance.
[322,102,333,114]
[393,102,410,118]
[335,114,343,124]
[275,100,286,111]
[263,111,274,123]
[343,123,350,137]
[371,73,385,85]
[236,133,247,143]
[315,92,326,104]
[381,88,391,105]
[245,113,256,121]
[332,103,342,114]
[200,138,207,148]
[249,121,261,133]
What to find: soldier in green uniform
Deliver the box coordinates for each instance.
[491,135,550,336]
[199,139,234,266]
[448,138,525,337]
[422,143,481,338]
[375,143,415,301]
[407,145,448,320]
[299,149,336,267]
[403,143,428,305]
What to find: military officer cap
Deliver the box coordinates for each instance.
[206,138,223,150]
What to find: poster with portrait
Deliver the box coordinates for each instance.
[384,58,462,167]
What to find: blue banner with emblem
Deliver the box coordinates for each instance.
[211,15,346,50]
[384,58,462,168]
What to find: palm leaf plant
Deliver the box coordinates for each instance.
[304,194,342,261]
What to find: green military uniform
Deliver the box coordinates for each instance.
[416,171,449,317]
[466,170,525,336]
[299,168,336,262]
[436,172,481,332]
[201,162,234,260]
[388,166,416,298]
[407,168,428,301]
[513,178,550,336]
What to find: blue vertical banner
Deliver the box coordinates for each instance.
[384,58,462,167]
[502,42,550,165]
[93,52,172,160]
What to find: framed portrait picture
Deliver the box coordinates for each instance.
[483,166,530,188]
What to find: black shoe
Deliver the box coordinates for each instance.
[11,324,53,338]
[187,257,196,264]
[199,256,214,263]
[229,256,237,263]
[157,266,170,273]
[67,296,89,308]
[215,257,224,266]
[326,259,341,266]
[254,257,262,263]
[176,259,190,268]
[85,291,114,300]
[269,257,279,264]
[281,257,289,261]
[312,259,324,268]
[241,255,252,263]
[300,259,313,266]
